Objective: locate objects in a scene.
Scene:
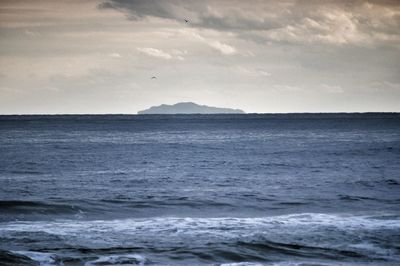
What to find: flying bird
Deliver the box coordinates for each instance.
[184,19,189,23]
[151,76,157,79]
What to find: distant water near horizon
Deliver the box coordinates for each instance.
[1,113,399,265]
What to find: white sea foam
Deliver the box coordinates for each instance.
[268,262,335,266]
[12,251,57,266]
[1,213,399,236]
[219,262,354,266]
[220,263,264,266]
[268,261,392,266]
[84,254,146,266]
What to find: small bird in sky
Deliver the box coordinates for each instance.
[151,76,157,79]
[184,19,189,23]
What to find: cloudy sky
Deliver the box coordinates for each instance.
[0,0,399,114]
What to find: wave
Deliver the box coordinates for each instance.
[0,200,82,214]
[1,213,399,262]
[11,251,263,266]
[6,250,395,266]
[0,200,86,223]
[0,250,38,266]
[1,213,399,265]
[237,240,365,260]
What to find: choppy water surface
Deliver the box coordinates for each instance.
[0,114,399,265]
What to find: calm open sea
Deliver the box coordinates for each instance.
[0,114,399,265]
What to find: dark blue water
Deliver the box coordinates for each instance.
[0,114,399,266]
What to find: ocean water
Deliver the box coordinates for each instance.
[0,114,399,266]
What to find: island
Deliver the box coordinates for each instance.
[138,102,245,114]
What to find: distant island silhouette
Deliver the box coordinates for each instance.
[138,102,245,114]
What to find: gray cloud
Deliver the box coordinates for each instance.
[100,0,400,46]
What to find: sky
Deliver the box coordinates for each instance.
[0,0,399,114]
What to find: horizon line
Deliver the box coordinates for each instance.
[1,112,400,116]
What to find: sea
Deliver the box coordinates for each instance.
[0,113,399,266]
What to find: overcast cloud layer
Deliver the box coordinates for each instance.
[0,0,399,113]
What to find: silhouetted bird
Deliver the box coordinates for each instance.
[184,19,188,23]
[151,76,157,79]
